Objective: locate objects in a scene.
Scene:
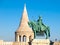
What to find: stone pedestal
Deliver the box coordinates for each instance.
[32,39,50,45]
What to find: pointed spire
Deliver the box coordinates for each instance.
[16,4,34,35]
[16,4,33,32]
[20,3,29,23]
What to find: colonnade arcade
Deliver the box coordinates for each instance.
[15,32,33,42]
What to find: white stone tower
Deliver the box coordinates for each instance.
[15,4,34,43]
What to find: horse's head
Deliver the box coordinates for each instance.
[28,21,34,27]
[28,21,32,27]
[28,21,38,31]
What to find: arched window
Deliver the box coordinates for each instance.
[19,36,21,42]
[23,35,26,42]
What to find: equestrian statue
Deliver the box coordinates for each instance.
[28,16,50,39]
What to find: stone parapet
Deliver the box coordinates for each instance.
[32,39,50,45]
[0,40,13,45]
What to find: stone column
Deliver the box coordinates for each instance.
[27,36,29,42]
[17,35,19,42]
[21,35,23,42]
[15,32,17,42]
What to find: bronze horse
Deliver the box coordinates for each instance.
[28,16,50,39]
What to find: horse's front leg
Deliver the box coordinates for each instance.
[46,30,49,39]
[34,31,36,38]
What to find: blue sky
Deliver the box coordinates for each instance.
[0,0,60,41]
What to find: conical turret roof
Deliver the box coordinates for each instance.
[16,4,33,32]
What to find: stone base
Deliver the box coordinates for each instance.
[32,39,50,45]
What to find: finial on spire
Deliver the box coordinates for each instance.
[24,3,26,7]
[24,3,26,12]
